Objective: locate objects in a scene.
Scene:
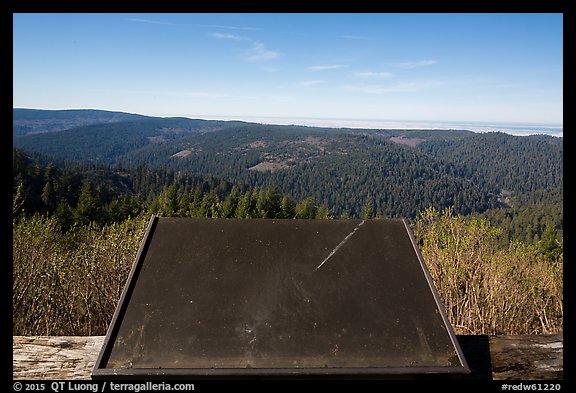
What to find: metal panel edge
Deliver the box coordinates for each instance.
[401,219,471,374]
[91,215,159,378]
[91,365,471,380]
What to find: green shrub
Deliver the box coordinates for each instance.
[412,207,562,335]
[13,214,148,335]
[13,207,562,335]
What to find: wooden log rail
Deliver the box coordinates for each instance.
[13,335,563,380]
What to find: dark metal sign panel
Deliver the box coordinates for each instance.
[93,217,469,378]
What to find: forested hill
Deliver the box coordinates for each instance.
[13,148,332,231]
[13,108,152,137]
[418,132,563,195]
[13,109,562,224]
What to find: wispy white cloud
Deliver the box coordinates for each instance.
[354,71,394,78]
[246,42,282,61]
[392,60,438,69]
[126,18,174,25]
[126,18,260,31]
[125,18,262,31]
[299,80,325,86]
[209,32,282,62]
[209,32,248,41]
[343,80,445,94]
[202,24,261,32]
[308,64,350,71]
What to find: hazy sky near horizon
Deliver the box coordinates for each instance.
[13,13,563,125]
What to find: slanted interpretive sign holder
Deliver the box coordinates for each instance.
[92,216,469,379]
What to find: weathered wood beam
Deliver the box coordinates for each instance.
[13,336,105,380]
[13,335,563,380]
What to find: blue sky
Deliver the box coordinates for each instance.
[13,13,563,125]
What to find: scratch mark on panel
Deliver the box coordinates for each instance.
[313,220,365,272]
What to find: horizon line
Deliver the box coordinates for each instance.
[13,107,563,136]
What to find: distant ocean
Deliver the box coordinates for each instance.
[209,116,563,138]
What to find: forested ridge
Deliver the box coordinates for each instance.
[14,111,563,226]
[13,149,332,227]
[13,108,151,137]
[13,109,563,336]
[13,109,563,242]
[12,152,563,336]
[418,132,563,195]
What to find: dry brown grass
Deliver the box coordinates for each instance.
[13,209,562,336]
[13,215,148,335]
[412,207,562,335]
